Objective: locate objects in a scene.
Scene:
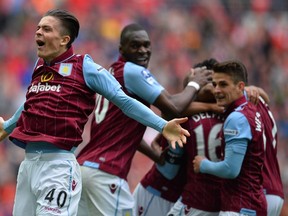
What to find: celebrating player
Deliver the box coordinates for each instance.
[0,10,190,216]
[76,23,212,216]
[193,60,267,215]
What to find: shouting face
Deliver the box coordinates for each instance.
[35,16,70,63]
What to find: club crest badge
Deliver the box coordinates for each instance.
[59,63,72,76]
[109,184,118,194]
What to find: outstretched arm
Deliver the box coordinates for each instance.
[83,55,190,145]
[182,102,224,116]
[153,67,213,119]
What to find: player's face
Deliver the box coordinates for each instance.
[212,73,244,108]
[35,16,70,63]
[120,30,151,68]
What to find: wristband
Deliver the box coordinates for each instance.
[187,81,200,91]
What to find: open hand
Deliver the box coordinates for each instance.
[162,117,190,149]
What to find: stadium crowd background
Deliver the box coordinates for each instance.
[0,0,287,215]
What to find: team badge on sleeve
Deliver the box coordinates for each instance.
[224,128,238,136]
[141,69,156,85]
[59,63,72,76]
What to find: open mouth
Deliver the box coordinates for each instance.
[135,58,148,65]
[36,40,45,47]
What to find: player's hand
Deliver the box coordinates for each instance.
[0,117,8,141]
[187,66,213,88]
[193,155,206,173]
[210,103,225,114]
[162,117,190,149]
[245,86,260,105]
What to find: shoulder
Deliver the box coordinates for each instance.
[125,61,146,71]
[124,62,154,80]
[225,111,249,129]
[226,111,246,122]
[83,54,106,72]
[125,62,146,75]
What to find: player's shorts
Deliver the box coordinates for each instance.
[77,166,135,216]
[266,194,284,216]
[167,199,219,216]
[133,183,174,216]
[219,209,256,216]
[13,151,81,216]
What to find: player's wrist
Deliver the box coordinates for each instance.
[187,81,200,91]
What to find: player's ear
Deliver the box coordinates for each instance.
[61,35,70,46]
[238,81,245,91]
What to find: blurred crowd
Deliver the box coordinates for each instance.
[0,0,288,215]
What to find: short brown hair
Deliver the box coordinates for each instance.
[44,9,79,48]
[213,60,248,84]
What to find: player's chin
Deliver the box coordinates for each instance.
[37,50,46,58]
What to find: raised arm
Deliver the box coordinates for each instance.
[153,67,213,119]
[83,55,190,146]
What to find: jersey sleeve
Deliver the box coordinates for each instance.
[3,103,24,134]
[223,111,252,143]
[83,54,121,101]
[83,55,167,133]
[124,62,164,104]
[200,111,251,178]
[200,138,247,179]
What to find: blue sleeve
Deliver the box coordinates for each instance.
[109,90,167,132]
[124,62,164,104]
[200,112,251,178]
[156,144,184,180]
[3,103,24,134]
[83,54,122,100]
[200,138,247,178]
[83,55,167,132]
[223,112,252,142]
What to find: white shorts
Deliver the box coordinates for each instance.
[133,183,174,216]
[219,210,256,216]
[167,199,219,216]
[266,194,284,216]
[13,152,81,216]
[77,166,135,216]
